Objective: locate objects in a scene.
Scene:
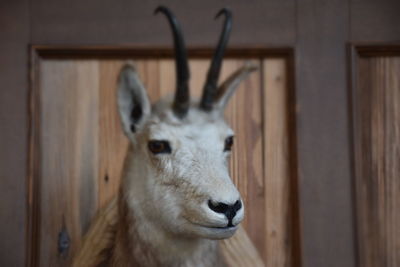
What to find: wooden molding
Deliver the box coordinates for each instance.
[349,44,400,267]
[31,45,294,59]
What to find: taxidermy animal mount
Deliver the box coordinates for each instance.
[73,5,258,267]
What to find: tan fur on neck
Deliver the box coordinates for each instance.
[71,196,264,267]
[109,190,226,267]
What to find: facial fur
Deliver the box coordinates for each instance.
[122,101,244,241]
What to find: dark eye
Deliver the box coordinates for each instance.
[224,136,234,152]
[148,140,171,154]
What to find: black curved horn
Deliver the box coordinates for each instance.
[200,8,232,111]
[155,6,190,118]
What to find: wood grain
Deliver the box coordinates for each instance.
[223,59,266,261]
[98,60,128,209]
[39,60,100,266]
[263,59,291,267]
[353,56,400,267]
[34,56,295,266]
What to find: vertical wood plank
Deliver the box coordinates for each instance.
[39,60,99,266]
[263,59,291,267]
[354,56,400,267]
[98,60,128,208]
[223,59,266,261]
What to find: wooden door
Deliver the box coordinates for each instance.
[29,49,299,267]
[1,1,400,267]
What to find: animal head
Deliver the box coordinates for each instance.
[117,6,257,240]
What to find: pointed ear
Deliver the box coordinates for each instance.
[117,64,151,139]
[214,62,258,110]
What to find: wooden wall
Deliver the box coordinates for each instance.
[2,1,400,266]
[32,55,297,266]
[353,54,400,267]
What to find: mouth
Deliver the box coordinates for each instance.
[201,224,237,230]
[189,220,237,230]
[186,221,239,239]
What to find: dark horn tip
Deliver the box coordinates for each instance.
[215,7,232,19]
[154,6,167,15]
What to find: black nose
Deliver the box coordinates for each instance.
[208,199,242,225]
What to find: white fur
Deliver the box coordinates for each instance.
[113,63,256,266]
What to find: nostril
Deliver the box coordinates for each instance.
[233,200,242,212]
[208,199,242,226]
[208,199,242,215]
[208,200,229,214]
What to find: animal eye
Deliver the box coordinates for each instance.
[148,140,171,154]
[224,136,234,152]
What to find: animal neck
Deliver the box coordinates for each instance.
[113,146,223,267]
